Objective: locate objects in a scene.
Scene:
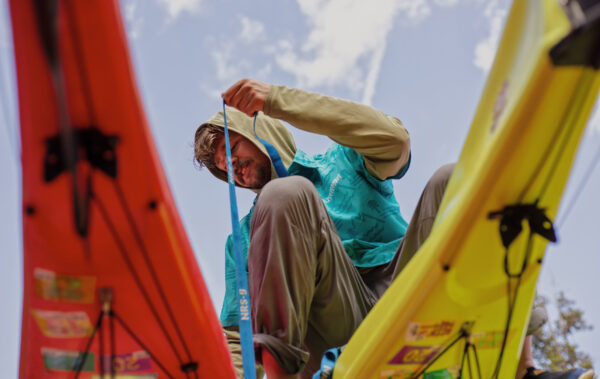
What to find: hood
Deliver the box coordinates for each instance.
[201,107,296,191]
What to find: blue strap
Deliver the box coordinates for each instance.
[253,114,288,178]
[312,347,342,379]
[222,100,256,379]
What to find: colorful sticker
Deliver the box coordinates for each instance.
[424,367,460,379]
[379,369,412,379]
[380,365,460,379]
[469,329,515,349]
[388,345,442,365]
[34,268,96,304]
[32,310,93,338]
[405,321,455,342]
[102,351,152,373]
[92,375,157,379]
[42,347,95,372]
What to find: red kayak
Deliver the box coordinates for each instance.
[10,0,236,377]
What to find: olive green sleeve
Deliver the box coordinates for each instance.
[264,85,411,180]
[223,327,265,379]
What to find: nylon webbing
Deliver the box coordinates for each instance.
[222,100,256,379]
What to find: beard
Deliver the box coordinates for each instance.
[252,162,271,189]
[236,158,271,189]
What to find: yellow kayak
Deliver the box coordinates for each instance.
[334,0,600,377]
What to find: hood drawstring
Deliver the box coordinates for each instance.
[252,112,288,178]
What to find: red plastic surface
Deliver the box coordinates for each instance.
[10,0,236,377]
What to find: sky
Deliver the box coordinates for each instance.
[1,0,599,377]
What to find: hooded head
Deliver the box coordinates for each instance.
[194,107,296,191]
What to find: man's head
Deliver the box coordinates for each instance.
[194,124,271,189]
[194,108,297,191]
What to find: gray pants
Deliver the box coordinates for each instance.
[248,164,455,376]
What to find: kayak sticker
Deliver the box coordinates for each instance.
[423,366,460,378]
[34,268,96,304]
[32,310,93,338]
[405,320,454,342]
[92,375,157,379]
[42,347,95,372]
[380,366,460,379]
[469,329,515,349]
[379,368,412,378]
[101,351,152,373]
[388,345,442,365]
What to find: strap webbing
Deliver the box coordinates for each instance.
[222,101,256,379]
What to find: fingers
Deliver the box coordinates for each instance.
[222,78,271,117]
[221,79,246,108]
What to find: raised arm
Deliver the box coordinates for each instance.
[222,78,410,180]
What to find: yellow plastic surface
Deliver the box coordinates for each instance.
[334,1,600,378]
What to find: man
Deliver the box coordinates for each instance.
[194,79,592,379]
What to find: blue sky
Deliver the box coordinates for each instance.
[1,0,599,376]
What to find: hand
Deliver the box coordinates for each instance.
[222,78,271,117]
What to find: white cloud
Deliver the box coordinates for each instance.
[202,40,254,97]
[204,0,483,104]
[211,42,249,83]
[239,17,266,44]
[473,0,507,73]
[274,0,431,102]
[156,0,202,20]
[361,43,385,105]
[123,0,144,40]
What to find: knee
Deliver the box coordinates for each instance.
[427,163,455,192]
[256,176,319,211]
[527,306,548,335]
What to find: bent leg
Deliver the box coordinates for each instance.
[248,176,377,375]
[389,163,455,280]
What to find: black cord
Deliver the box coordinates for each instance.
[491,234,533,378]
[471,343,482,379]
[110,309,116,378]
[63,0,97,124]
[99,310,105,377]
[410,329,468,378]
[113,311,175,379]
[113,182,195,367]
[92,193,186,367]
[465,342,473,379]
[459,342,469,379]
[517,70,595,202]
[491,265,521,379]
[73,308,175,379]
[74,311,103,378]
